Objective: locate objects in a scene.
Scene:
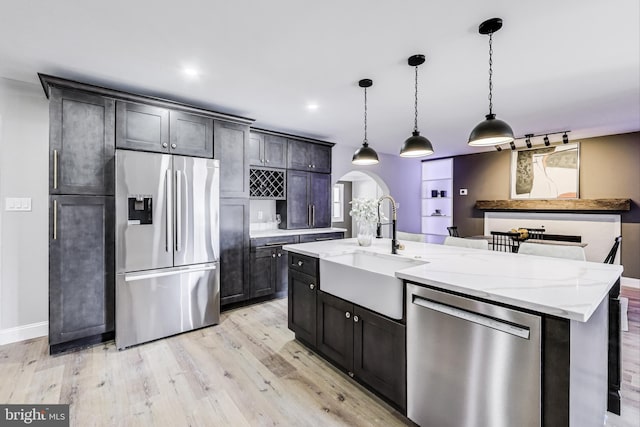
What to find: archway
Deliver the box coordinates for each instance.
[331,170,391,238]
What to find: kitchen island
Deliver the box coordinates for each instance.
[283,238,623,427]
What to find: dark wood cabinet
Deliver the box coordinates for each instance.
[116,102,213,158]
[169,110,213,157]
[298,232,344,243]
[353,305,406,410]
[287,139,331,173]
[49,195,115,349]
[279,170,331,229]
[220,198,250,305]
[250,236,298,299]
[316,290,406,410]
[249,132,287,168]
[214,121,250,198]
[317,290,354,369]
[49,88,115,196]
[608,279,622,414]
[116,101,169,153]
[288,254,318,347]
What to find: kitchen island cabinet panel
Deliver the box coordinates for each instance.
[288,266,317,347]
[317,291,354,370]
[49,195,115,349]
[353,306,406,411]
[50,88,115,196]
[220,198,250,305]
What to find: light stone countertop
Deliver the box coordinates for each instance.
[250,227,347,239]
[282,238,623,322]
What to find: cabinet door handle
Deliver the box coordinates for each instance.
[53,149,58,189]
[309,283,315,290]
[53,199,58,240]
[312,205,315,227]
[162,142,168,148]
[345,311,351,319]
[277,253,282,257]
[171,143,177,149]
[312,164,316,168]
[265,159,270,163]
[272,253,276,258]
[308,205,312,227]
[353,315,359,323]
[297,260,303,266]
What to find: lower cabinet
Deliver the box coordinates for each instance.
[288,257,318,346]
[287,252,406,411]
[49,195,115,352]
[220,198,250,305]
[317,291,406,410]
[250,236,298,299]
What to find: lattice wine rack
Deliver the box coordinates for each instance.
[249,168,286,199]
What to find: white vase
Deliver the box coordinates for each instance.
[357,221,374,247]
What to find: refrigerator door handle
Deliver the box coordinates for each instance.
[165,168,172,252]
[175,170,182,253]
[124,264,217,282]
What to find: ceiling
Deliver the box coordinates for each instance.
[1,1,638,158]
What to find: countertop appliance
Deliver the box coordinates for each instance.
[406,283,541,427]
[115,150,220,349]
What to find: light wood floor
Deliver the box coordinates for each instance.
[0,294,638,427]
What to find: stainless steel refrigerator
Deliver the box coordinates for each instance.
[115,149,220,349]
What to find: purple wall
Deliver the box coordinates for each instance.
[331,144,422,233]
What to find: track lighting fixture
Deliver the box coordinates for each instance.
[509,141,516,150]
[468,18,514,147]
[525,134,533,149]
[352,79,379,165]
[543,135,550,146]
[495,130,571,151]
[400,54,434,157]
[563,132,569,144]
[495,145,502,151]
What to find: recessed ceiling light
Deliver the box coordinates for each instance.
[182,67,200,78]
[306,103,319,111]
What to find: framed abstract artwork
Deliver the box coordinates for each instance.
[510,143,580,199]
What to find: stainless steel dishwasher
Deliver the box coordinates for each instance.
[406,283,542,427]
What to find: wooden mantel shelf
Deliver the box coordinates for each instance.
[475,198,631,212]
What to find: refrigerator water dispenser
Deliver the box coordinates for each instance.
[128,196,152,225]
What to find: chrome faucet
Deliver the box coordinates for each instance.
[377,195,400,254]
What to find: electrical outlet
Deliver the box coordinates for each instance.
[459,188,468,196]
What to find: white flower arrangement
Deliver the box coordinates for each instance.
[349,198,386,224]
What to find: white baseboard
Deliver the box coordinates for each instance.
[621,276,640,289]
[0,321,48,346]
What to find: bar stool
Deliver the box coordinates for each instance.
[490,231,521,253]
[447,226,459,237]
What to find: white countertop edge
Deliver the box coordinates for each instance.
[283,238,623,323]
[250,227,347,239]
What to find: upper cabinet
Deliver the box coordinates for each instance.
[116,101,213,158]
[49,88,115,196]
[287,139,331,173]
[249,132,287,168]
[214,121,250,198]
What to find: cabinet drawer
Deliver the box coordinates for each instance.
[289,253,317,276]
[298,232,344,244]
[251,235,298,250]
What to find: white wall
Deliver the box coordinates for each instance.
[0,78,49,344]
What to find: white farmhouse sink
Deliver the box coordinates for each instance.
[319,251,427,319]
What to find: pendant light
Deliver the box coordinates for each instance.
[400,54,434,157]
[468,18,514,147]
[352,79,379,165]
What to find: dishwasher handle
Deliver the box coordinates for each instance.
[412,295,530,340]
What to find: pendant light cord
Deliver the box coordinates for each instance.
[414,65,419,132]
[363,86,368,144]
[488,32,494,115]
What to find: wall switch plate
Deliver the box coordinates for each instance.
[5,197,32,211]
[459,189,468,196]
